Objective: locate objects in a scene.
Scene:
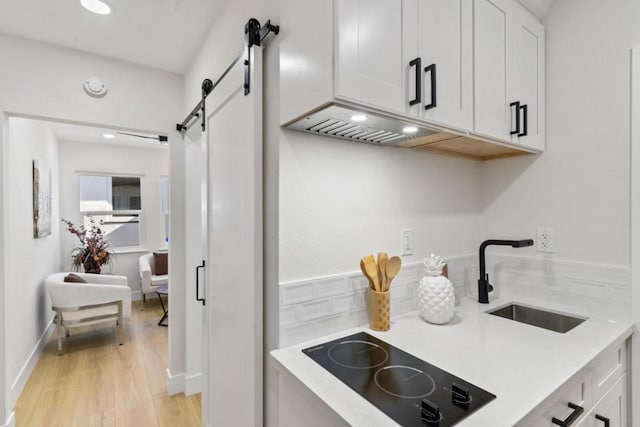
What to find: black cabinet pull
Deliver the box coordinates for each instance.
[552,402,584,427]
[409,57,422,106]
[424,63,437,110]
[518,104,528,137]
[595,414,610,427]
[196,260,206,306]
[510,101,521,135]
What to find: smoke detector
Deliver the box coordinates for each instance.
[83,77,108,98]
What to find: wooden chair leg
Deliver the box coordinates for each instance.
[56,313,63,356]
[117,301,123,346]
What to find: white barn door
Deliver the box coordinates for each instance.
[201,45,263,427]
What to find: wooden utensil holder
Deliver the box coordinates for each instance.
[368,288,390,331]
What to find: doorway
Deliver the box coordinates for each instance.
[0,115,190,425]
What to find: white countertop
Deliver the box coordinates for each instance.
[270,291,633,426]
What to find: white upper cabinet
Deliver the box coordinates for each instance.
[473,0,514,141]
[336,0,473,131]
[280,0,545,159]
[335,0,407,112]
[473,0,545,149]
[511,2,545,150]
[410,0,473,130]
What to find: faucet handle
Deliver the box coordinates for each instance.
[485,274,494,293]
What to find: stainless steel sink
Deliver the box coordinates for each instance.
[487,303,587,333]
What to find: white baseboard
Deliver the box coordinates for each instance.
[10,317,55,407]
[166,368,185,395]
[185,372,202,396]
[1,412,15,427]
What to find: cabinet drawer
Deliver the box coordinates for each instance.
[526,378,586,427]
[589,342,626,404]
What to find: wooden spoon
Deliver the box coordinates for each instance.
[377,252,388,292]
[385,256,402,291]
[360,258,374,290]
[363,254,380,292]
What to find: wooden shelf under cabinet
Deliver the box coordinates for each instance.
[397,132,532,161]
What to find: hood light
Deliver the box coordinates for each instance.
[81,0,111,15]
[351,114,367,122]
[402,126,418,134]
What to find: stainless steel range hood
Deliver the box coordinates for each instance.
[283,102,438,145]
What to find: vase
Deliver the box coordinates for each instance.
[83,263,101,274]
[417,276,455,324]
[417,254,455,324]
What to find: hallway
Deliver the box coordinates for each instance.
[13,298,201,426]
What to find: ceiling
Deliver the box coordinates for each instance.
[0,0,222,73]
[48,121,168,149]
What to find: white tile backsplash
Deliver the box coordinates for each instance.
[278,255,473,346]
[279,253,631,347]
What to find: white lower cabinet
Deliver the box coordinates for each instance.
[577,374,626,427]
[521,340,628,427]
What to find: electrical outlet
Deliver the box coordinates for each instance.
[536,227,555,253]
[401,228,413,256]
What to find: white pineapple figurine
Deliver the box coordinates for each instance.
[417,254,455,324]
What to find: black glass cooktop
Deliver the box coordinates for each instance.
[302,332,495,426]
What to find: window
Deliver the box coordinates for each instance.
[79,175,142,247]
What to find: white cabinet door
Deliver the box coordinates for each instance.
[580,374,627,427]
[473,0,514,141]
[511,2,545,150]
[335,0,408,112]
[414,0,473,129]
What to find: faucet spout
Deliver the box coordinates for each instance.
[478,239,534,304]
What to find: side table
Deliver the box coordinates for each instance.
[155,285,168,327]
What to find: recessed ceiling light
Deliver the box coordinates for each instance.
[102,133,115,139]
[402,126,418,134]
[351,114,367,122]
[81,0,111,15]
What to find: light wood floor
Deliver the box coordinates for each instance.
[14,298,201,427]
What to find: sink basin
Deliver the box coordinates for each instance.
[487,303,587,333]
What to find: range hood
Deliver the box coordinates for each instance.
[283,102,535,160]
[283,103,438,146]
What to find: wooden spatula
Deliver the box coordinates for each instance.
[360,258,374,290]
[363,254,380,292]
[385,256,402,291]
[377,252,388,291]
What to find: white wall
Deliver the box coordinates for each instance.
[5,117,60,412]
[0,34,182,425]
[57,139,169,292]
[279,133,483,281]
[482,0,640,265]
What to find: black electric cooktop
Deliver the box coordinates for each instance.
[302,332,496,426]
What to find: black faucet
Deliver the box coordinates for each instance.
[478,239,534,303]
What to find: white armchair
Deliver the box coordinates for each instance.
[45,272,132,355]
[139,253,168,307]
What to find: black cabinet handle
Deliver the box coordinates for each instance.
[595,414,610,427]
[552,402,584,427]
[196,260,206,306]
[424,63,437,110]
[510,101,521,135]
[518,104,528,137]
[409,57,422,106]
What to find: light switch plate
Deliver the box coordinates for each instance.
[401,228,413,256]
